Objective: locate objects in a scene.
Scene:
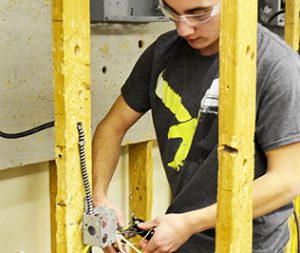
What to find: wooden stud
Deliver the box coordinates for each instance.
[216,0,257,252]
[49,160,57,253]
[284,2,300,252]
[129,141,153,247]
[52,0,91,252]
[285,0,300,51]
[293,200,300,252]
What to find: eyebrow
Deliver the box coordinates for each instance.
[161,0,212,15]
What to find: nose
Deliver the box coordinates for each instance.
[176,20,195,38]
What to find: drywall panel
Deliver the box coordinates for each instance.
[0,0,174,169]
[0,162,51,253]
[0,0,54,170]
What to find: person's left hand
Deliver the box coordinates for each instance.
[138,213,193,253]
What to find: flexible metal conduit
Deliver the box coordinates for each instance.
[77,122,94,215]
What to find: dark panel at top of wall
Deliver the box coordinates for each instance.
[90,0,167,23]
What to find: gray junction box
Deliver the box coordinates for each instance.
[90,0,167,23]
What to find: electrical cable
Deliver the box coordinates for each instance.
[266,10,285,25]
[77,122,94,216]
[0,121,54,139]
[116,233,143,253]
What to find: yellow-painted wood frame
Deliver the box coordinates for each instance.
[52,0,92,252]
[284,1,300,252]
[285,0,300,51]
[50,161,58,253]
[216,0,257,252]
[129,141,153,248]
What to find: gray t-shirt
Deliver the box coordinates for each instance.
[121,24,300,253]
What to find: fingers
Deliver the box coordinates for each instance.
[137,220,156,230]
[142,237,161,253]
[138,215,179,253]
[104,242,128,253]
[103,245,119,253]
[93,195,125,227]
[140,240,153,253]
[116,209,125,227]
[115,236,129,253]
[139,239,148,249]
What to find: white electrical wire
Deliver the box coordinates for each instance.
[116,233,143,253]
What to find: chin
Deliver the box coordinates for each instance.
[186,38,209,50]
[186,37,219,55]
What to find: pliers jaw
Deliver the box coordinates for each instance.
[118,214,155,241]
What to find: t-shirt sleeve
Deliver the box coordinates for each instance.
[256,54,300,151]
[121,41,156,113]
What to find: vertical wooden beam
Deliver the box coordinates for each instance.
[52,0,91,252]
[285,0,300,51]
[292,200,300,252]
[129,141,153,246]
[216,0,257,252]
[284,2,300,252]
[49,161,57,253]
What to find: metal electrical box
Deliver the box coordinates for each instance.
[260,0,285,38]
[263,0,285,26]
[90,0,167,23]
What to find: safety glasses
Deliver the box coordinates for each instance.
[159,0,221,26]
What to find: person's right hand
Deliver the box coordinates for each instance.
[93,195,125,227]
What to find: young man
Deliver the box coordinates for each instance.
[92,0,300,252]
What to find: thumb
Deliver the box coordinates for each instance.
[137,219,156,230]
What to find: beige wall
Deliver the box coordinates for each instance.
[0,163,51,253]
[0,142,169,253]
